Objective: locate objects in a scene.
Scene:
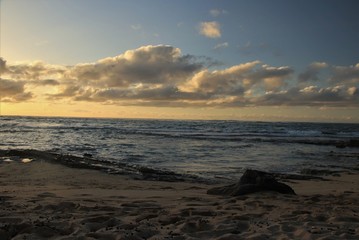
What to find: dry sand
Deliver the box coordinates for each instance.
[0,154,358,239]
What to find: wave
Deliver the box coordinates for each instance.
[1,126,358,147]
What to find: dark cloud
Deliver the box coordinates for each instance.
[94,86,182,101]
[93,88,132,101]
[0,79,25,96]
[6,61,66,81]
[74,86,210,104]
[32,79,60,86]
[331,63,359,85]
[48,85,83,99]
[0,79,33,102]
[0,58,7,74]
[11,92,33,102]
[298,62,328,82]
[251,85,359,107]
[41,79,60,85]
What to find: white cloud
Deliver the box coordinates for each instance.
[68,45,203,88]
[348,86,358,96]
[180,61,292,95]
[300,85,318,93]
[209,9,227,17]
[199,21,221,38]
[131,24,142,31]
[214,42,229,50]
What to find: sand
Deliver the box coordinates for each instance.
[0,152,358,239]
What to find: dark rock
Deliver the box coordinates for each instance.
[207,169,296,196]
[335,142,346,148]
[336,139,359,148]
[348,139,359,148]
[83,153,93,158]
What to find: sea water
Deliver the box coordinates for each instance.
[1,116,358,181]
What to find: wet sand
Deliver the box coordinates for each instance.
[0,150,358,239]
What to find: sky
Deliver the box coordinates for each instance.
[0,0,359,122]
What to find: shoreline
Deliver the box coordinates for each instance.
[1,149,358,239]
[0,149,213,184]
[1,149,357,184]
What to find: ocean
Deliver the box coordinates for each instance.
[1,116,358,182]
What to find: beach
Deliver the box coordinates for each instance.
[1,150,358,239]
[2,0,359,238]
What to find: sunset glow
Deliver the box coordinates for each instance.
[1,0,358,122]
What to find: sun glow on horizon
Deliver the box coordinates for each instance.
[1,1,358,123]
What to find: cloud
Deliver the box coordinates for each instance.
[181,61,293,96]
[10,92,33,102]
[5,61,66,81]
[0,57,6,74]
[34,79,60,86]
[131,24,142,31]
[48,85,84,99]
[68,45,204,88]
[209,9,227,17]
[199,21,221,38]
[298,62,328,82]
[0,59,35,102]
[214,42,229,50]
[0,79,33,102]
[0,79,25,96]
[331,63,359,85]
[1,45,358,108]
[251,85,359,107]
